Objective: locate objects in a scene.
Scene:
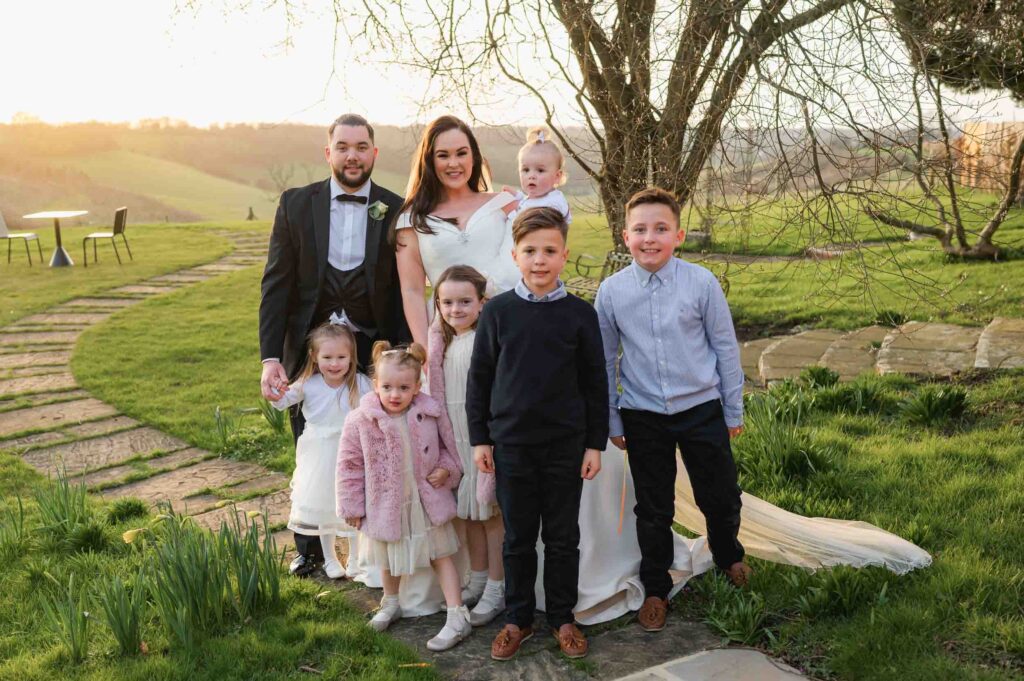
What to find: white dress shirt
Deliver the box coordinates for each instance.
[329,177,371,271]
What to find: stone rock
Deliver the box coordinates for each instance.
[758,329,844,383]
[0,398,119,438]
[975,317,1024,369]
[0,331,79,346]
[819,325,890,380]
[100,458,269,507]
[625,648,806,680]
[23,427,188,476]
[876,322,982,376]
[0,351,70,369]
[77,448,211,489]
[740,338,776,388]
[0,372,77,396]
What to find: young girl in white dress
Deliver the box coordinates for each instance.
[506,126,572,225]
[272,321,372,579]
[336,342,471,652]
[427,265,505,626]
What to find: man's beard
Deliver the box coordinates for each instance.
[333,160,374,190]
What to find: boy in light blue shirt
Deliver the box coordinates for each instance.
[595,187,749,633]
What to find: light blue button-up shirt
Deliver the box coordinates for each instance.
[514,278,567,303]
[595,258,744,436]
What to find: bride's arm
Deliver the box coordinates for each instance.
[396,227,430,349]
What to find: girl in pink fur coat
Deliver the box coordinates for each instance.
[337,341,471,652]
[428,265,504,627]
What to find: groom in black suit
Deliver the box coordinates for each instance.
[259,113,408,575]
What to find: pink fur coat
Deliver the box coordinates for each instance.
[427,320,497,508]
[336,391,463,543]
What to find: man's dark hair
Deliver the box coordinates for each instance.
[625,187,681,223]
[512,207,569,244]
[328,114,374,142]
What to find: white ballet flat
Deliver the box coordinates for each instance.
[469,596,504,627]
[368,604,403,632]
[426,607,472,652]
[323,560,345,580]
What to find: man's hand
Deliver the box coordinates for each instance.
[474,445,494,474]
[581,448,601,480]
[610,436,626,450]
[345,516,362,530]
[427,467,450,488]
[728,425,744,439]
[260,360,289,401]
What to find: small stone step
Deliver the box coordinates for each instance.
[100,459,269,508]
[15,313,111,326]
[0,351,71,370]
[0,389,90,412]
[191,489,290,529]
[148,273,213,284]
[4,325,88,334]
[64,415,140,438]
[0,398,118,438]
[820,325,890,380]
[617,648,806,681]
[224,471,291,496]
[876,321,983,376]
[975,317,1024,369]
[0,372,77,396]
[59,298,137,309]
[758,329,844,383]
[1,366,68,379]
[0,331,80,347]
[23,427,188,476]
[740,338,776,388]
[0,431,67,451]
[77,447,212,489]
[109,285,178,296]
[0,415,138,452]
[192,263,250,273]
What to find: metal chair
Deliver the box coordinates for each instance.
[0,210,43,266]
[83,207,132,267]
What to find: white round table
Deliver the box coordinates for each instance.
[22,210,88,267]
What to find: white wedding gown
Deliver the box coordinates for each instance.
[351,197,932,621]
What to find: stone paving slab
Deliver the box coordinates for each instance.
[0,331,80,346]
[876,322,983,376]
[191,489,290,529]
[758,329,844,383]
[0,372,77,396]
[77,447,212,489]
[23,427,188,476]
[0,430,67,451]
[222,471,291,495]
[0,351,71,369]
[0,398,119,437]
[584,619,721,679]
[1,365,69,378]
[617,648,805,680]
[0,389,90,412]
[100,458,269,505]
[975,317,1024,369]
[192,263,250,273]
[819,325,889,380]
[59,298,138,308]
[6,324,89,334]
[148,273,213,284]
[740,338,776,388]
[64,415,140,437]
[16,313,112,326]
[109,285,179,295]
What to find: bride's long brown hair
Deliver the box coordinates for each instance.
[398,115,490,238]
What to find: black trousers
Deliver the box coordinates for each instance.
[289,328,375,560]
[494,435,585,630]
[621,399,744,599]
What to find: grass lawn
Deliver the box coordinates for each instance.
[0,223,237,326]
[0,456,438,680]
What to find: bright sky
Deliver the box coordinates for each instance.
[0,0,536,127]
[2,0,1022,128]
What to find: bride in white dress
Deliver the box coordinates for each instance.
[363,115,932,624]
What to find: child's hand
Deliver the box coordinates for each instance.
[581,448,601,480]
[427,467,450,488]
[728,425,744,439]
[345,516,362,530]
[501,184,518,196]
[474,445,494,473]
[610,436,627,450]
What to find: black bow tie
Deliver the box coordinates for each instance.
[336,194,368,204]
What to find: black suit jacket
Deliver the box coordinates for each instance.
[259,179,409,378]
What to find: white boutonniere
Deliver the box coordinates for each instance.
[368,200,388,221]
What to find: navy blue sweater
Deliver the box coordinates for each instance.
[466,290,609,449]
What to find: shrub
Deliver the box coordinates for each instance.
[815,379,895,416]
[899,386,968,427]
[97,568,147,656]
[34,469,92,543]
[257,397,288,436]
[66,520,111,554]
[874,310,907,327]
[735,393,835,488]
[214,405,239,451]
[106,497,149,525]
[218,510,283,620]
[42,574,91,664]
[0,496,27,562]
[696,571,769,645]
[800,365,840,390]
[754,380,816,425]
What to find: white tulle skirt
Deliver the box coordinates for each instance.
[287,423,353,537]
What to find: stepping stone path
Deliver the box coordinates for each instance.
[0,231,1015,680]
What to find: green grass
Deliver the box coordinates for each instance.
[0,456,438,681]
[0,224,235,326]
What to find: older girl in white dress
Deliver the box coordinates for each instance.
[272,322,372,580]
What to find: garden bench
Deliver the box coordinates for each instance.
[565,249,633,301]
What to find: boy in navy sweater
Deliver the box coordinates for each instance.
[467,207,608,661]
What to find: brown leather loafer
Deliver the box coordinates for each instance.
[637,596,669,632]
[725,561,753,587]
[553,623,588,659]
[491,624,533,661]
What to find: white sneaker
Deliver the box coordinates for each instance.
[368,601,402,632]
[469,595,504,627]
[426,606,472,651]
[323,559,345,580]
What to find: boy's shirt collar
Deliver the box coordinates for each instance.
[630,258,676,288]
[514,278,567,303]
